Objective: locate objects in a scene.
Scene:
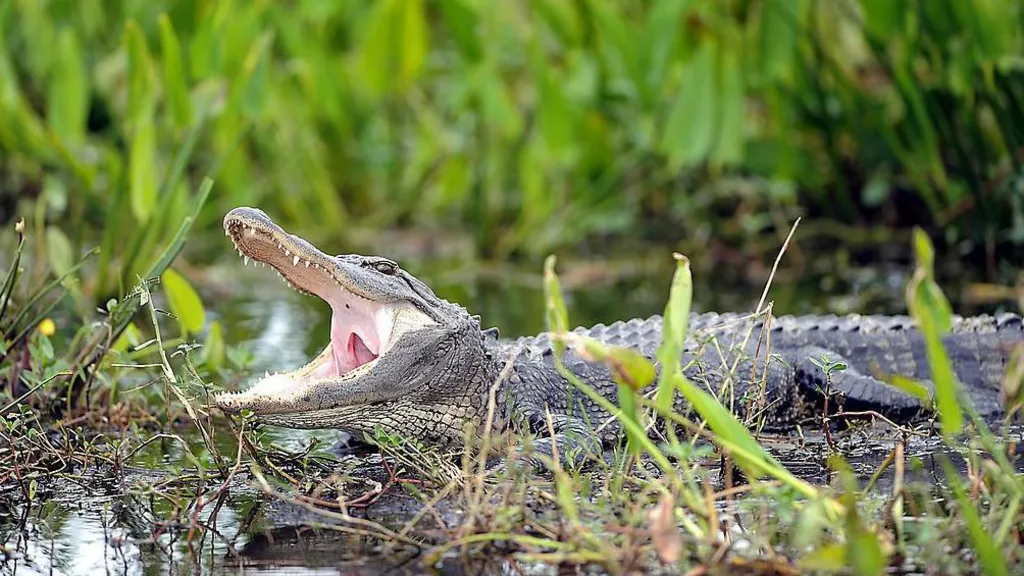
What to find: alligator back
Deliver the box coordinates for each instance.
[511,312,1022,420]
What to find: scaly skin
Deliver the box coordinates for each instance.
[499,312,1019,460]
[213,208,1022,463]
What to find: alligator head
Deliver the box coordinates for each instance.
[214,207,492,442]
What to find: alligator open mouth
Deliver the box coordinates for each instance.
[216,209,434,412]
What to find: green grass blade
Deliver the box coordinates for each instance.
[543,255,569,335]
[655,253,692,412]
[158,14,192,129]
[905,228,962,436]
[121,115,206,290]
[109,178,214,340]
[940,459,1008,576]
[0,229,26,328]
[4,247,99,339]
[46,27,87,145]
[543,255,671,469]
[672,373,784,480]
[660,39,716,169]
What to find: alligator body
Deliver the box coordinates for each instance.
[215,208,1022,462]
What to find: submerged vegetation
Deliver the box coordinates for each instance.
[1,0,1023,573]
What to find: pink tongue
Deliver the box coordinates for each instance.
[349,333,377,366]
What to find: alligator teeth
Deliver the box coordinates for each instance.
[293,255,300,266]
[285,249,290,257]
[244,256,250,266]
[305,260,310,268]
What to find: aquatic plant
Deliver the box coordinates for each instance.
[1,0,1022,270]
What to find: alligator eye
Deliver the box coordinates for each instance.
[373,261,397,274]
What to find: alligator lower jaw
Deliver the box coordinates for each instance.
[213,341,380,415]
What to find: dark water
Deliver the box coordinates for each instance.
[1,244,1018,575]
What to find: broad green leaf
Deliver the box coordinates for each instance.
[533,0,583,46]
[129,109,157,222]
[759,0,804,83]
[961,0,1012,61]
[860,0,905,38]
[162,268,206,335]
[644,0,691,92]
[45,227,74,280]
[124,19,154,126]
[357,0,428,96]
[397,0,428,90]
[883,373,933,404]
[356,0,395,95]
[36,333,54,361]
[474,62,523,140]
[112,322,142,354]
[42,175,68,215]
[204,320,226,369]
[439,0,481,62]
[711,44,744,166]
[661,40,716,168]
[518,139,549,226]
[158,14,192,128]
[535,52,575,160]
[228,32,274,118]
[568,338,657,393]
[47,27,87,144]
[585,0,643,99]
[891,64,946,193]
[656,254,692,411]
[799,543,846,571]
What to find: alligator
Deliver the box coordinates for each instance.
[214,207,1022,464]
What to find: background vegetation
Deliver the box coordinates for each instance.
[2,0,1023,293]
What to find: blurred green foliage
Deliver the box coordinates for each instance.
[1,0,1023,298]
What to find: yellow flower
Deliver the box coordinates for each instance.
[38,318,55,337]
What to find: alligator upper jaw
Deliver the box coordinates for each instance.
[215,208,434,415]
